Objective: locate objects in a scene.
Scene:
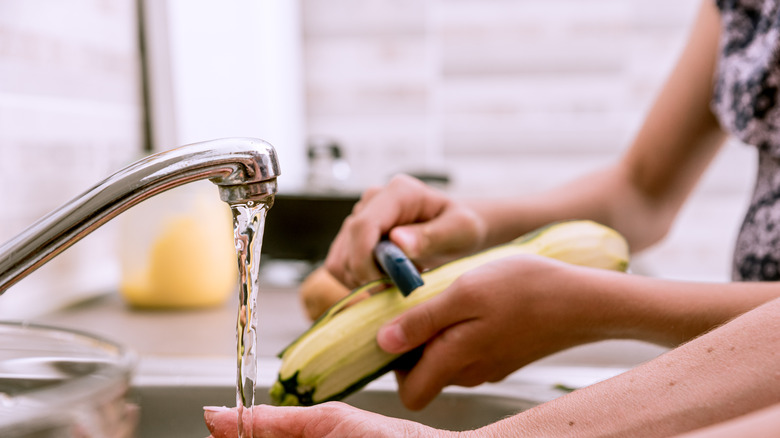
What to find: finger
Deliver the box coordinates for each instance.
[324,215,383,288]
[350,185,382,215]
[377,283,470,354]
[396,329,473,410]
[326,186,395,287]
[205,403,422,438]
[369,174,446,230]
[390,207,482,266]
[205,405,313,438]
[341,214,385,285]
[327,174,448,287]
[347,175,444,244]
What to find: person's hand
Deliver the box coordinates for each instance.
[203,403,457,438]
[377,254,614,410]
[324,174,487,289]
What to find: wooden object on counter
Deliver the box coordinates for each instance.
[299,266,350,320]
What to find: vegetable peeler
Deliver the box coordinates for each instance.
[373,239,424,296]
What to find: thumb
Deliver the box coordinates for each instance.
[377,293,453,354]
[389,210,481,267]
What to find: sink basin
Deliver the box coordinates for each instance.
[128,356,558,437]
[130,383,540,437]
[127,355,635,437]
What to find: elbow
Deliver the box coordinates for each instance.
[616,197,678,254]
[608,164,680,254]
[626,219,673,253]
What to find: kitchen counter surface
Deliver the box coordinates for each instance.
[34,286,311,359]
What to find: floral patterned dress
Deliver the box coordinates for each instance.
[712,0,780,280]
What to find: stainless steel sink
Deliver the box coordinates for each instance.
[127,356,631,437]
[129,383,540,437]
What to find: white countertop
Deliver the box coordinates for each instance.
[34,286,311,360]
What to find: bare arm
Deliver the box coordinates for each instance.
[473,0,726,252]
[673,403,780,438]
[480,297,780,437]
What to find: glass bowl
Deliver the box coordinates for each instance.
[0,321,136,437]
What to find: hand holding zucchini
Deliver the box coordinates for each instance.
[271,220,630,406]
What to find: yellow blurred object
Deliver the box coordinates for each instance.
[299,266,350,320]
[119,181,237,309]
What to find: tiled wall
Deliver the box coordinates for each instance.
[0,0,143,317]
[301,0,756,282]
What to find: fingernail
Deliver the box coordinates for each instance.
[377,322,407,353]
[203,406,232,412]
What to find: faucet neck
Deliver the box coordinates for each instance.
[0,137,280,294]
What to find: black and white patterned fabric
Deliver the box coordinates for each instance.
[711,0,780,281]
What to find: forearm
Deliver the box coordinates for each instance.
[477,297,780,438]
[577,267,780,346]
[673,403,780,438]
[466,0,726,252]
[467,167,630,249]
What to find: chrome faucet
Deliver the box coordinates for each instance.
[0,137,280,294]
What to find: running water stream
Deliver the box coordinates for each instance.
[231,200,270,438]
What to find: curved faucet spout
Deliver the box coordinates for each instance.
[0,137,280,294]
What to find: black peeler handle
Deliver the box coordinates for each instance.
[373,240,424,296]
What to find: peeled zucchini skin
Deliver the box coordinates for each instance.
[271,220,629,406]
